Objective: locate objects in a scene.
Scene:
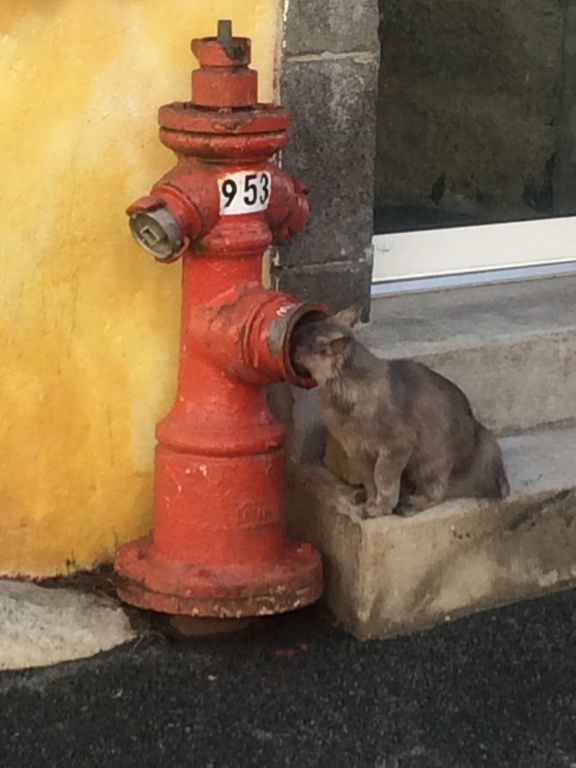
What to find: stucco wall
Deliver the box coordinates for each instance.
[0,0,281,575]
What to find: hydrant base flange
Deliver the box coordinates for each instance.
[115,535,323,618]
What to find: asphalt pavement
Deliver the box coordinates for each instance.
[2,588,576,768]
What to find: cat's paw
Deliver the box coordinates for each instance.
[394,501,419,518]
[363,501,393,519]
[396,494,443,515]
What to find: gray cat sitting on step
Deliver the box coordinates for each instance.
[290,306,509,518]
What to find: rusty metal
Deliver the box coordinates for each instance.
[114,21,326,619]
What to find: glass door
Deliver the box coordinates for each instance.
[373,0,576,288]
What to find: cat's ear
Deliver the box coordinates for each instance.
[333,305,362,328]
[329,335,351,356]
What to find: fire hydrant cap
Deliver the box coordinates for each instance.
[192,20,251,67]
[129,207,182,260]
[190,20,258,109]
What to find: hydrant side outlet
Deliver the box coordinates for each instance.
[114,21,326,619]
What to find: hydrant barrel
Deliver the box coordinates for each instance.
[114,21,325,620]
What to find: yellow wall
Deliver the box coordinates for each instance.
[0,1,282,576]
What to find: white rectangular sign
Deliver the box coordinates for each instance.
[218,170,272,216]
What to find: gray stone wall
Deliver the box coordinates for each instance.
[273,0,380,319]
[375,0,564,221]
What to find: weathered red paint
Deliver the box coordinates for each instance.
[114,21,327,618]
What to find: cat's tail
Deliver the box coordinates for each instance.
[496,462,510,499]
[478,425,510,499]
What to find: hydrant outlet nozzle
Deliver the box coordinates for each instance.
[127,185,208,262]
[128,207,182,261]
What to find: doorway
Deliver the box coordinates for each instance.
[372,0,576,290]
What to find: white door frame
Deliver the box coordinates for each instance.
[372,215,576,292]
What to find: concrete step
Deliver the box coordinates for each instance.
[287,424,576,639]
[361,275,576,434]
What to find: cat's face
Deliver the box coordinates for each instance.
[290,318,354,384]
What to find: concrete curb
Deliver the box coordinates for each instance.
[0,581,137,671]
[287,426,576,639]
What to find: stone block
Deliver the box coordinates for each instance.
[279,56,378,268]
[272,259,373,320]
[284,0,379,57]
[287,426,576,639]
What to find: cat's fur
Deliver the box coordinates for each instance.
[290,306,509,518]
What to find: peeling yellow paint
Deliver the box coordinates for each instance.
[0,0,282,576]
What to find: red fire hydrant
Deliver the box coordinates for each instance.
[114,21,326,619]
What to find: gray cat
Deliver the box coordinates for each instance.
[290,306,509,518]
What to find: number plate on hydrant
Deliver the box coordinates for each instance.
[218,170,271,215]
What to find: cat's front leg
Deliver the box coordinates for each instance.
[346,448,377,513]
[364,448,406,519]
